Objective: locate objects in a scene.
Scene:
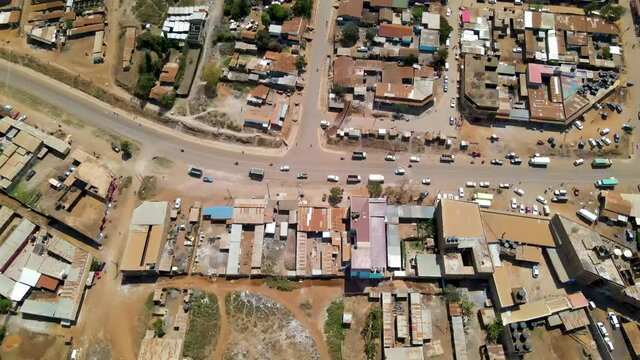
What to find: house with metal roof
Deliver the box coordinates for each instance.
[120,202,170,276]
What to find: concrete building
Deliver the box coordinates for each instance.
[350,196,387,279]
[120,202,170,276]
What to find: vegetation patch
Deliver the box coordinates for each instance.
[361,306,382,360]
[152,156,174,169]
[265,276,297,291]
[137,176,158,200]
[182,291,221,360]
[10,180,41,208]
[133,0,169,25]
[324,300,345,360]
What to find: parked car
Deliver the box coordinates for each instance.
[604,337,614,352]
[609,312,620,329]
[385,153,396,161]
[394,168,405,175]
[25,169,36,181]
[446,7,451,16]
[505,152,517,159]
[510,158,522,165]
[297,173,308,179]
[327,175,339,182]
[466,181,477,188]
[499,183,511,189]
[513,47,523,53]
[450,99,456,108]
[514,188,525,196]
[422,178,432,185]
[536,196,548,205]
[574,159,584,166]
[491,159,503,165]
[518,204,525,213]
[532,265,540,278]
[479,182,490,188]
[280,165,290,172]
[597,322,609,337]
[449,116,455,125]
[532,204,539,215]
[16,114,27,122]
[600,128,610,135]
[203,176,214,183]
[174,198,182,209]
[588,300,596,310]
[511,198,517,209]
[409,156,420,163]
[458,187,465,197]
[111,143,121,153]
[573,120,583,130]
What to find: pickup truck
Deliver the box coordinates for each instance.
[440,154,455,163]
[347,175,362,184]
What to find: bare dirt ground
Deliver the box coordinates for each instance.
[0,328,69,360]
[342,296,377,360]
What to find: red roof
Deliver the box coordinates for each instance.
[461,10,471,23]
[378,24,413,38]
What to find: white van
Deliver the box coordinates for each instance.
[445,62,450,71]
[574,159,584,166]
[514,188,525,196]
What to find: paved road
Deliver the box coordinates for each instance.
[0,3,638,189]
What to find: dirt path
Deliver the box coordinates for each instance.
[160,277,344,360]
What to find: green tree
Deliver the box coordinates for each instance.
[134,73,156,99]
[293,0,313,19]
[461,298,475,321]
[365,27,377,42]
[402,53,418,66]
[256,29,281,51]
[295,55,307,71]
[486,318,503,344]
[393,103,408,114]
[584,1,603,16]
[440,16,453,44]
[324,301,345,360]
[266,4,291,22]
[202,62,222,96]
[261,12,271,26]
[0,298,11,313]
[224,0,251,20]
[432,47,448,69]
[328,187,344,206]
[367,182,382,197]
[331,84,345,98]
[120,140,133,158]
[340,22,360,47]
[153,318,165,337]
[137,31,170,56]
[600,4,626,22]
[412,6,423,24]
[158,91,176,109]
[361,306,382,360]
[443,284,463,303]
[0,326,5,342]
[601,45,612,60]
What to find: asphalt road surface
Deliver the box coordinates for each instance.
[0,0,638,188]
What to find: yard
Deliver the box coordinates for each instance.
[182,291,221,360]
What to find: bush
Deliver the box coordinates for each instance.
[328,187,344,206]
[223,0,250,20]
[202,63,221,96]
[158,91,176,109]
[331,84,345,98]
[486,318,503,344]
[295,55,307,71]
[256,29,283,51]
[153,318,165,337]
[261,12,270,26]
[340,22,359,47]
[293,0,313,19]
[120,140,133,158]
[265,276,296,291]
[365,27,377,42]
[266,4,291,22]
[183,292,220,360]
[137,32,170,56]
[135,73,156,99]
[367,182,382,197]
[432,47,448,69]
[361,306,382,360]
[324,300,345,360]
[412,6,423,24]
[0,298,11,313]
[0,326,5,341]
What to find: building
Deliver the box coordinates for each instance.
[599,191,632,224]
[120,202,171,276]
[350,196,387,279]
[281,17,307,44]
[122,27,136,70]
[337,0,363,23]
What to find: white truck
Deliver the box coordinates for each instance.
[529,156,551,167]
[368,174,385,183]
[577,208,597,224]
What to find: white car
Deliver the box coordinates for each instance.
[532,264,540,278]
[409,156,420,163]
[449,116,455,126]
[479,182,490,188]
[574,159,584,166]
[511,198,517,209]
[532,204,539,215]
[543,205,550,216]
[466,182,477,188]
[450,99,456,108]
[600,128,610,135]
[519,204,525,214]
[458,187,465,197]
[446,7,451,16]
[385,154,396,161]
[514,188,525,196]
[513,47,523,53]
[536,196,548,205]
[604,337,614,352]
[280,165,290,172]
[609,312,620,329]
[601,137,611,146]
[320,120,330,128]
[553,189,568,196]
[499,183,511,189]
[327,175,339,182]
[574,120,583,130]
[394,168,405,175]
[422,178,432,185]
[174,197,182,209]
[597,322,609,337]
[588,300,596,310]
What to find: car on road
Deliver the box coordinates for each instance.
[174,198,182,209]
[458,187,465,197]
[327,175,339,182]
[385,153,396,161]
[511,198,517,209]
[449,116,455,126]
[604,337,614,352]
[614,133,620,143]
[609,312,620,329]
[491,159,503,166]
[536,196,548,205]
[188,167,203,178]
[203,176,214,183]
[443,84,448,92]
[510,158,522,165]
[25,169,36,181]
[394,168,405,175]
[280,165,290,172]
[446,7,451,16]
[600,128,610,135]
[574,159,584,166]
[422,178,432,185]
[573,120,583,130]
[450,99,456,108]
[519,204,525,213]
[499,183,511,189]
[514,188,525,196]
[409,156,420,163]
[597,322,609,336]
[505,152,517,159]
[532,265,540,278]
[532,204,539,215]
[297,173,308,179]
[466,181,477,188]
[320,120,330,129]
[479,182,490,188]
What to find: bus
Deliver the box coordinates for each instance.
[473,193,494,201]
[591,158,613,168]
[595,177,618,188]
[577,209,597,224]
[249,168,265,181]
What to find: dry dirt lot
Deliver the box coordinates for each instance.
[0,329,69,360]
[525,326,598,360]
[342,296,380,360]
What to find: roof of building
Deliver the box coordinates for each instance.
[375,79,433,106]
[421,12,440,30]
[622,322,640,358]
[159,63,179,83]
[600,191,632,217]
[120,202,169,273]
[233,198,267,224]
[297,205,331,232]
[515,245,542,263]
[68,23,105,36]
[332,56,362,88]
[137,338,184,360]
[480,210,555,247]
[439,200,484,239]
[202,206,233,220]
[416,254,442,278]
[381,63,414,84]
[72,14,103,27]
[492,266,515,308]
[378,24,413,38]
[384,346,424,360]
[337,0,363,19]
[270,54,297,75]
[250,85,270,99]
[0,219,35,270]
[282,17,306,36]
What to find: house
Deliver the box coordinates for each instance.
[378,23,414,41]
[281,17,307,44]
[349,196,387,279]
[246,85,270,106]
[120,202,171,276]
[421,12,440,30]
[599,191,632,224]
[337,0,363,24]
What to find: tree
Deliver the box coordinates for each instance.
[256,29,281,51]
[584,1,603,16]
[601,45,612,60]
[461,298,475,322]
[295,55,307,72]
[600,4,626,22]
[331,84,345,98]
[440,16,453,44]
[202,62,221,96]
[0,298,11,314]
[134,73,156,99]
[158,91,176,109]
[266,4,291,23]
[0,326,5,342]
[120,140,133,158]
[137,31,170,56]
[293,0,313,19]
[432,47,448,69]
[340,22,360,47]
[443,284,463,303]
[486,318,503,344]
[224,0,251,20]
[412,6,423,24]
[393,103,408,115]
[153,318,165,338]
[402,53,418,66]
[365,27,377,42]
[261,12,270,26]
[328,187,344,206]
[367,182,382,197]
[361,307,382,360]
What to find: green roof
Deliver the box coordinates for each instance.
[392,0,409,9]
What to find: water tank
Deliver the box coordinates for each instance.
[523,342,532,352]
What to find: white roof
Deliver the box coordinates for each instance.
[19,268,41,287]
[269,25,282,34]
[132,202,168,226]
[10,282,30,301]
[0,273,16,299]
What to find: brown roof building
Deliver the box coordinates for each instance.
[282,17,307,42]
[337,0,363,20]
[122,27,136,70]
[270,54,297,75]
[378,23,413,38]
[599,191,632,222]
[381,63,414,84]
[159,63,179,84]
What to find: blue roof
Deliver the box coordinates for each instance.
[202,206,233,219]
